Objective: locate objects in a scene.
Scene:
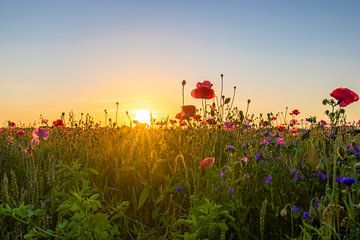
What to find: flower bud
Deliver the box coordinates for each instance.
[280,207,287,218]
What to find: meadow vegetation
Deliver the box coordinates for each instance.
[0,77,359,239]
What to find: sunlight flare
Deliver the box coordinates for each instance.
[132,109,151,125]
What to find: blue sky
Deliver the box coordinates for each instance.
[1,1,359,124]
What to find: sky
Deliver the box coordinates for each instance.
[1,0,360,125]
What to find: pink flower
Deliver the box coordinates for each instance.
[32,128,49,145]
[199,157,215,169]
[330,87,359,107]
[23,147,30,153]
[242,157,249,165]
[17,130,25,136]
[276,137,285,145]
[260,138,270,145]
[223,121,236,131]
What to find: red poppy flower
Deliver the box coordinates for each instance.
[191,80,215,99]
[199,157,215,169]
[205,118,217,125]
[179,120,187,126]
[320,120,327,126]
[275,125,286,132]
[290,109,300,116]
[357,119,360,126]
[290,119,298,126]
[17,130,25,136]
[330,88,359,107]
[53,119,65,128]
[192,114,201,121]
[271,116,277,121]
[8,121,16,128]
[289,128,299,136]
[175,105,196,120]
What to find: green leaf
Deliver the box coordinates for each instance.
[85,168,99,175]
[137,185,151,210]
[32,209,45,217]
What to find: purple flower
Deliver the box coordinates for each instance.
[175,186,185,192]
[346,144,353,153]
[303,129,310,135]
[295,174,301,183]
[337,176,356,186]
[315,172,326,182]
[290,169,297,175]
[220,171,225,178]
[265,175,272,184]
[255,152,263,160]
[303,211,311,219]
[226,145,236,152]
[329,131,335,140]
[227,187,234,195]
[291,205,301,213]
[264,130,270,136]
[242,157,249,165]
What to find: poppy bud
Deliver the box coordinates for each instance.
[182,80,186,86]
[322,99,328,105]
[247,99,251,104]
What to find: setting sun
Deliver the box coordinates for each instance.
[132,109,151,125]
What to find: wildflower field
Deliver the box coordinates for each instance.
[1,79,359,240]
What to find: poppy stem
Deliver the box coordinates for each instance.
[182,84,185,106]
[104,109,107,127]
[220,74,224,104]
[115,102,119,127]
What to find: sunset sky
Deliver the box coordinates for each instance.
[1,1,360,125]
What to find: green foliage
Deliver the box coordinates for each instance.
[176,198,235,239]
[0,203,56,239]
